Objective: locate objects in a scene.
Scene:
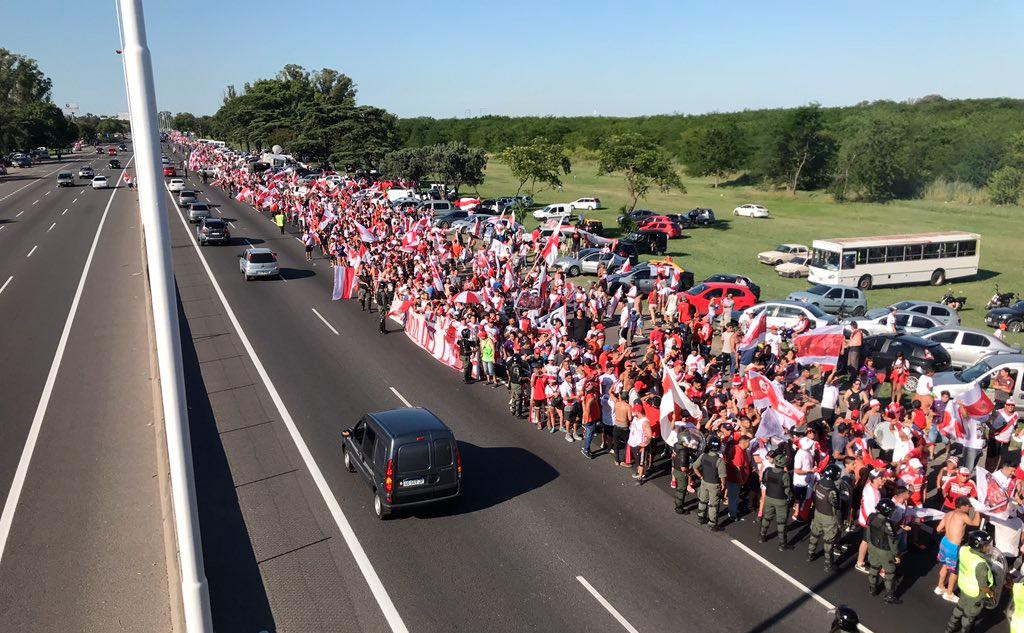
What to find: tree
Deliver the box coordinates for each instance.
[380,146,434,183]
[678,121,747,186]
[429,141,487,194]
[761,104,836,194]
[310,68,356,107]
[171,112,199,133]
[598,133,684,211]
[831,115,920,202]
[96,117,128,139]
[987,166,1024,205]
[1002,131,1024,170]
[501,138,571,219]
[328,106,400,169]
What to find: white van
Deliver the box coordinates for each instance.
[387,188,417,203]
[533,203,573,221]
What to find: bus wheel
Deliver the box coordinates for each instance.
[857,275,872,291]
[930,269,946,286]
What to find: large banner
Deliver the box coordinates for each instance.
[401,311,464,372]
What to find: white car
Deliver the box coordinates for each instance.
[569,197,601,211]
[847,310,942,336]
[168,178,186,192]
[740,300,836,331]
[916,326,1020,369]
[775,256,810,278]
[91,175,108,189]
[532,203,573,220]
[733,204,770,218]
[757,243,808,265]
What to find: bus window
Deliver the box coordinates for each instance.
[905,244,923,260]
[841,252,856,270]
[957,240,977,257]
[885,246,905,263]
[923,243,941,259]
[812,249,840,270]
[866,247,885,264]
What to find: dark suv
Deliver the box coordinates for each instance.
[860,334,952,390]
[342,408,461,519]
[622,230,668,255]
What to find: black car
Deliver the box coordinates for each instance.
[617,209,659,225]
[703,274,761,300]
[860,334,951,381]
[96,147,105,154]
[13,155,31,168]
[621,230,668,255]
[429,209,469,228]
[197,218,230,245]
[687,208,717,226]
[108,159,121,169]
[986,301,1024,333]
[610,241,640,264]
[342,408,461,519]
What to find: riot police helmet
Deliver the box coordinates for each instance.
[822,463,843,481]
[706,437,721,453]
[966,529,993,551]
[875,498,896,518]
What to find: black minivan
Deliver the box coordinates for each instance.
[342,408,461,519]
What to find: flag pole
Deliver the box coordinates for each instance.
[116,1,213,631]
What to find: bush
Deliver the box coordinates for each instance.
[987,166,1024,205]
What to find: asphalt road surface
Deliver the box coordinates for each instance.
[165,151,1010,633]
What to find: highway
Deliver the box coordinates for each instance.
[164,153,998,633]
[0,150,173,631]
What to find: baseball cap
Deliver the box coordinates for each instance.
[958,467,970,475]
[869,399,881,408]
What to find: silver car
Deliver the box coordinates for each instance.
[932,353,1024,412]
[187,202,211,223]
[848,310,942,336]
[916,326,1020,368]
[238,248,280,280]
[178,190,198,207]
[788,284,867,316]
[881,300,960,327]
[555,248,628,277]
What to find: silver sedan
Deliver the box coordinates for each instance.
[554,248,628,277]
[916,326,1020,368]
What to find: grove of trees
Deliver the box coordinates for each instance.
[0,48,77,153]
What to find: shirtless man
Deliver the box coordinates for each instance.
[934,497,981,602]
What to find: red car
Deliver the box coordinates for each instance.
[636,216,683,238]
[683,282,757,315]
[163,166,176,177]
[108,147,117,157]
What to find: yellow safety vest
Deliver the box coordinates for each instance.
[957,547,993,599]
[1011,582,1024,633]
[275,214,285,226]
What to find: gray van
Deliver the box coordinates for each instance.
[342,407,461,519]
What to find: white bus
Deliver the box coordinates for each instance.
[808,231,980,290]
[196,138,227,148]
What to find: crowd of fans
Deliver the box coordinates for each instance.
[171,133,1024,632]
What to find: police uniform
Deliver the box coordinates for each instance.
[457,335,477,383]
[696,449,726,529]
[357,272,373,311]
[760,458,792,549]
[808,477,842,571]
[376,286,393,333]
[507,356,529,418]
[865,510,901,603]
[671,436,697,514]
[1008,578,1024,633]
[944,546,994,632]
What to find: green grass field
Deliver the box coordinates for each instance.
[472,159,1024,344]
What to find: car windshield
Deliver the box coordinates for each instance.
[790,257,807,265]
[59,172,72,178]
[891,301,914,310]
[774,245,790,252]
[810,248,840,271]
[248,252,275,263]
[204,220,225,228]
[957,358,995,382]
[190,204,208,211]
[803,303,829,318]
[805,284,829,296]
[686,283,708,296]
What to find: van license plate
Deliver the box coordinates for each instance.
[401,478,425,487]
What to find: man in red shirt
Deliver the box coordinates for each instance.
[530,368,548,430]
[942,467,978,510]
[725,436,752,521]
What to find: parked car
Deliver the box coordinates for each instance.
[573,218,605,237]
[78,166,94,179]
[178,190,198,207]
[740,300,836,331]
[167,178,186,192]
[569,197,601,211]
[916,326,1021,369]
[555,248,629,277]
[13,155,31,168]
[341,407,461,519]
[163,166,176,177]
[108,159,121,169]
[621,230,667,255]
[636,216,684,239]
[605,264,662,296]
[197,217,230,245]
[733,204,770,218]
[787,284,867,316]
[238,247,280,280]
[872,301,960,327]
[56,171,75,187]
[617,209,659,225]
[685,208,717,226]
[849,310,943,336]
[533,203,573,221]
[187,202,211,223]
[776,256,810,278]
[985,301,1024,333]
[932,354,1024,411]
[684,282,758,316]
[862,334,952,391]
[702,274,761,300]
[757,243,808,265]
[429,209,470,229]
[91,175,108,189]
[418,200,454,214]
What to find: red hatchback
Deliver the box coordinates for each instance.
[163,166,176,177]
[636,216,683,239]
[684,282,757,315]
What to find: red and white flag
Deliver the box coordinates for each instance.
[958,383,995,420]
[332,266,358,300]
[502,263,517,292]
[745,370,804,427]
[615,260,631,275]
[794,325,845,369]
[738,310,767,352]
[659,364,703,441]
[354,221,378,243]
[541,234,560,267]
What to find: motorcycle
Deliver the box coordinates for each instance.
[940,288,967,312]
[986,284,1018,310]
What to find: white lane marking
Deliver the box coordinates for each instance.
[0,161,72,203]
[0,226,4,232]
[62,209,68,216]
[26,245,37,258]
[294,237,303,243]
[32,200,39,205]
[47,222,56,232]
[576,576,641,633]
[73,198,78,204]
[730,539,875,633]
[15,211,23,217]
[227,221,235,228]
[164,184,410,633]
[389,387,413,408]
[43,191,50,196]
[0,170,124,567]
[311,308,339,335]
[0,276,12,296]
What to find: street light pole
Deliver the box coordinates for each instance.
[115,1,213,631]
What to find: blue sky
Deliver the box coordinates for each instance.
[4,0,1023,119]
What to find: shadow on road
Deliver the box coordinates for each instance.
[279,267,316,281]
[176,292,276,633]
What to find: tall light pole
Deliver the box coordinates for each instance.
[115,1,213,631]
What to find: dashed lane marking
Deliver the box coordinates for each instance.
[26,245,37,258]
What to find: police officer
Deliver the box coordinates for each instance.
[945,529,997,632]
[506,352,529,418]
[457,330,477,383]
[1007,571,1024,633]
[808,463,843,572]
[357,270,373,311]
[829,605,859,632]
[696,437,726,531]
[865,497,902,604]
[671,429,699,515]
[376,282,393,334]
[760,451,792,551]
